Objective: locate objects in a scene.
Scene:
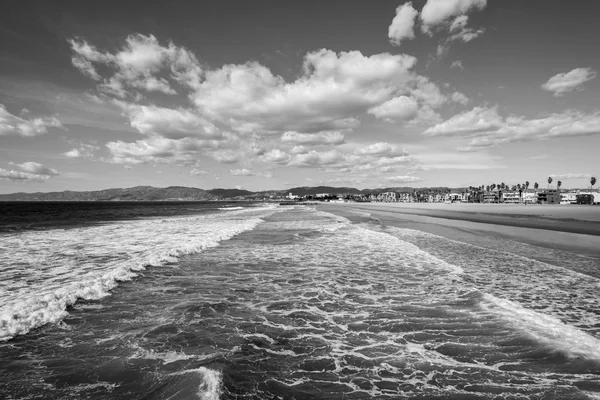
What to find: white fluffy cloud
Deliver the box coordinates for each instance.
[388,2,419,46]
[368,96,419,120]
[190,168,208,176]
[541,68,596,97]
[0,104,63,137]
[1,162,59,182]
[63,143,99,159]
[261,149,291,164]
[281,131,345,146]
[451,60,464,70]
[420,0,487,32]
[384,175,422,184]
[451,91,469,105]
[549,173,591,180]
[106,136,223,165]
[69,34,202,97]
[355,142,408,157]
[230,168,254,176]
[191,49,418,134]
[424,106,600,150]
[114,102,222,140]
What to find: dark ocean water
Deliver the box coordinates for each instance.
[1,203,599,399]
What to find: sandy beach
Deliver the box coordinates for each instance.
[318,202,600,259]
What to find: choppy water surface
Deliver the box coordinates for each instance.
[1,205,599,399]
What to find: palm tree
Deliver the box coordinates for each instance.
[591,176,597,191]
[548,176,553,189]
[534,182,539,190]
[517,183,522,203]
[557,181,562,191]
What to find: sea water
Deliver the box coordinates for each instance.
[0,203,599,399]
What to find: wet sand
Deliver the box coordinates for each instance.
[318,202,600,260]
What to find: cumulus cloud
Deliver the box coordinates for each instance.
[281,131,345,146]
[451,60,464,70]
[291,149,348,167]
[355,142,408,157]
[1,162,59,182]
[261,149,291,164]
[106,136,223,165]
[230,168,254,176]
[63,143,99,159]
[190,168,207,176]
[368,96,419,120]
[71,34,461,168]
[114,102,222,140]
[451,91,469,105]
[191,49,418,134]
[420,0,487,33]
[69,34,203,97]
[0,104,63,137]
[384,175,422,183]
[549,173,591,180]
[388,2,419,46]
[541,68,596,97]
[424,106,600,150]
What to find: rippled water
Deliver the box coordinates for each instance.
[1,205,599,399]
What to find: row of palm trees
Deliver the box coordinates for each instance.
[471,176,597,194]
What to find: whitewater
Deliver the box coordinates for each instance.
[1,203,599,399]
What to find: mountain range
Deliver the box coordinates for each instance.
[0,185,448,201]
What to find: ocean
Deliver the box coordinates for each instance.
[1,202,599,399]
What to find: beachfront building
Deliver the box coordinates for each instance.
[483,192,500,203]
[523,191,536,204]
[560,192,578,204]
[536,189,561,204]
[378,192,398,202]
[502,192,521,204]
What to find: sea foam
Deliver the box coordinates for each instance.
[0,205,279,341]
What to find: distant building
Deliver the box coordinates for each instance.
[502,192,520,204]
[560,192,577,204]
[536,189,561,204]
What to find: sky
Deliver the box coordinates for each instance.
[1,0,599,193]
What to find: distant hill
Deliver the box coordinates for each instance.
[0,185,456,201]
[208,188,255,198]
[0,186,217,201]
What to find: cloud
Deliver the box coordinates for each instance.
[261,149,291,164]
[424,106,600,150]
[190,168,207,176]
[114,102,222,140]
[211,150,239,164]
[541,67,597,97]
[9,162,59,176]
[368,96,419,120]
[1,162,60,182]
[281,131,345,145]
[451,91,469,105]
[105,136,224,165]
[355,142,408,157]
[63,143,99,159]
[420,0,487,33]
[388,2,419,46]
[69,34,203,97]
[384,175,422,184]
[0,104,63,137]
[291,149,347,167]
[549,173,591,180]
[191,49,417,134]
[230,168,254,176]
[451,60,464,70]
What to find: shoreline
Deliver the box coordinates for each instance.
[321,202,600,236]
[318,202,600,259]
